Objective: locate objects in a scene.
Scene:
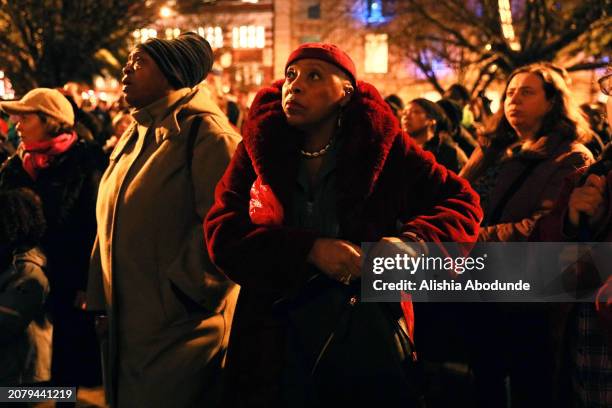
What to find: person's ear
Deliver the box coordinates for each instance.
[340,84,354,107]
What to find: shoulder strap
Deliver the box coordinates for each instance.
[486,159,542,226]
[186,116,203,174]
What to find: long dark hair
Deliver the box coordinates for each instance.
[485,63,591,149]
[0,188,46,251]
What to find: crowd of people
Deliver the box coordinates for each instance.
[0,32,610,408]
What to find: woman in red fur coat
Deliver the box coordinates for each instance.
[204,43,482,407]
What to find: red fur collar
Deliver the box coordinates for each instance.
[242,80,403,207]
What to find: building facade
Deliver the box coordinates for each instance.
[130,0,605,109]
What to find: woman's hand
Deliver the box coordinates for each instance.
[568,174,607,228]
[307,238,362,285]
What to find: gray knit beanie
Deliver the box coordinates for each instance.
[138,32,214,89]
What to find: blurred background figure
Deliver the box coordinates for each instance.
[402,97,468,173]
[0,188,51,387]
[60,82,103,145]
[0,110,20,164]
[384,93,404,123]
[0,88,104,390]
[224,91,244,130]
[437,98,479,157]
[0,111,15,165]
[444,83,475,129]
[90,99,114,144]
[103,110,133,155]
[581,102,609,156]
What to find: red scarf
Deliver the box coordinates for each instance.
[21,132,78,180]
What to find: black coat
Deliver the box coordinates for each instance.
[0,139,106,385]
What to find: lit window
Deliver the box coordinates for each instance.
[239,26,248,48]
[232,26,265,49]
[163,28,180,39]
[197,26,224,49]
[134,28,157,43]
[214,27,223,48]
[255,26,265,48]
[247,26,256,48]
[364,33,388,74]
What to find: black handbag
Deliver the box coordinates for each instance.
[278,273,425,407]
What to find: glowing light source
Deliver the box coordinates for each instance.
[353,0,388,25]
[232,26,265,49]
[134,28,158,43]
[498,0,521,51]
[160,6,172,18]
[487,91,501,113]
[198,26,224,49]
[364,33,388,74]
[367,0,385,24]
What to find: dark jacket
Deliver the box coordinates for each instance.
[459,134,593,407]
[0,248,51,385]
[0,139,105,386]
[461,134,593,241]
[204,80,482,407]
[423,133,468,173]
[531,170,612,408]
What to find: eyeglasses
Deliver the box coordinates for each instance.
[598,73,612,96]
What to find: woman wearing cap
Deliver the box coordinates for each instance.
[0,88,105,387]
[205,43,482,407]
[87,33,240,407]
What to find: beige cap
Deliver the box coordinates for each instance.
[0,88,75,126]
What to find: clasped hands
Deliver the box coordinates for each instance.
[307,237,420,285]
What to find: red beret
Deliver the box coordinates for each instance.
[285,43,357,85]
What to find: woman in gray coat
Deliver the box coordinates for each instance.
[87,33,240,407]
